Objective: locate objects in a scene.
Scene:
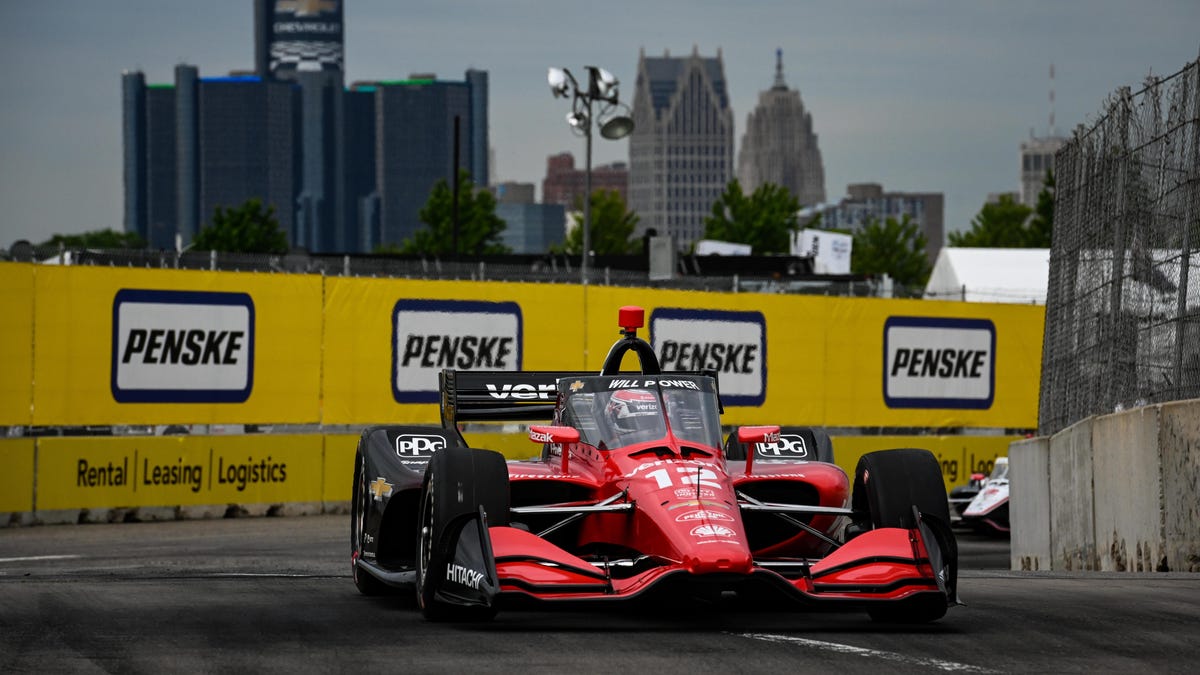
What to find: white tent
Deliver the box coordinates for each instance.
[924,247,1050,304]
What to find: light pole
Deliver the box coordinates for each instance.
[547,66,634,286]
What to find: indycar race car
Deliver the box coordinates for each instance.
[351,306,959,623]
[948,472,988,522]
[959,457,1010,535]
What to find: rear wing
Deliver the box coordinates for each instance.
[439,370,584,427]
[439,369,723,428]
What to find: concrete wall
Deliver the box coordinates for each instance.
[1012,398,1200,572]
[1010,436,1049,570]
[1161,401,1200,572]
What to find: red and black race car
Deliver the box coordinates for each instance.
[351,306,959,623]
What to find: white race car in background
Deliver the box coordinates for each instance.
[959,457,1009,535]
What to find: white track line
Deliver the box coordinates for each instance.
[0,554,83,563]
[734,633,996,673]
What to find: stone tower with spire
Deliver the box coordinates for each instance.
[628,46,735,251]
[736,49,826,207]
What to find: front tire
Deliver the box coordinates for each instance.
[851,448,955,624]
[851,448,951,529]
[351,450,389,596]
[415,446,509,621]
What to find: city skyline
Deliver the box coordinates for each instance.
[2,1,1199,248]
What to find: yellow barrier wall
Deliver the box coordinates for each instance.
[585,287,1044,429]
[35,435,323,510]
[0,265,34,426]
[322,278,588,424]
[31,266,322,426]
[0,438,35,513]
[322,434,359,502]
[831,435,1017,492]
[10,265,1042,430]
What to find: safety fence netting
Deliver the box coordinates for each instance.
[1039,55,1200,435]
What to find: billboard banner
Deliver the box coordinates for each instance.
[649,307,767,407]
[321,278,586,425]
[35,435,323,511]
[31,266,321,426]
[268,0,344,74]
[392,299,522,404]
[111,289,255,404]
[882,316,996,409]
[11,266,1043,430]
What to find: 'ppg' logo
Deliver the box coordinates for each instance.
[395,435,447,457]
[756,434,809,458]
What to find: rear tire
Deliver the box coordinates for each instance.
[415,447,509,621]
[351,450,389,596]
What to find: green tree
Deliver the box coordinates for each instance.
[851,214,932,287]
[551,189,641,255]
[949,193,1035,247]
[703,180,800,254]
[192,198,288,253]
[1026,169,1055,248]
[398,170,510,255]
[38,228,146,249]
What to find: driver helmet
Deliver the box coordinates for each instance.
[605,389,660,435]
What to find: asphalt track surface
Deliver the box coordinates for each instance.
[2,515,1198,673]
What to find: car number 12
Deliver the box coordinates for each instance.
[645,467,722,490]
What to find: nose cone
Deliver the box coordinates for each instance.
[679,523,754,575]
[682,543,754,575]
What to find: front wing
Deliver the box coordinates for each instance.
[435,514,954,609]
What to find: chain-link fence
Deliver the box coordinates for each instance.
[1039,55,1200,436]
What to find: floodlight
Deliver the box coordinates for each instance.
[599,115,634,140]
[548,67,569,98]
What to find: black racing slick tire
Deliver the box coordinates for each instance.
[851,448,951,529]
[351,450,389,596]
[415,446,509,622]
[851,448,956,624]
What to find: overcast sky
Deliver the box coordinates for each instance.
[1,1,1198,247]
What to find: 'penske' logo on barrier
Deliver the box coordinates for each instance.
[883,316,995,409]
[111,289,255,403]
[651,308,766,406]
[392,299,523,404]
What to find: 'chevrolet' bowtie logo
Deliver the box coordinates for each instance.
[369,477,392,501]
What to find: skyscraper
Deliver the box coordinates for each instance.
[255,0,345,252]
[342,86,378,252]
[122,69,301,250]
[1020,63,1066,207]
[368,74,486,248]
[628,47,734,251]
[123,2,489,254]
[737,49,825,207]
[196,76,301,240]
[1020,135,1064,207]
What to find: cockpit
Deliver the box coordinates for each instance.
[556,376,723,451]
